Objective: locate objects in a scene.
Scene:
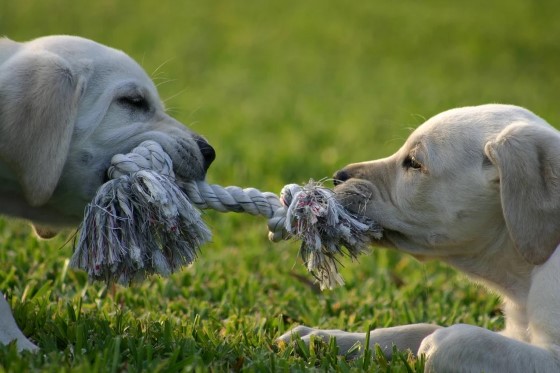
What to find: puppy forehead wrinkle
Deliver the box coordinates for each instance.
[411,125,488,171]
[113,81,159,104]
[115,81,143,95]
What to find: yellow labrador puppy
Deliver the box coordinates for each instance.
[279,104,560,372]
[0,35,215,351]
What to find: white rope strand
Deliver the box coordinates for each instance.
[179,181,282,217]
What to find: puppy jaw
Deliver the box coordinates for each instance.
[147,117,212,182]
[334,173,406,251]
[334,156,403,229]
[31,224,59,239]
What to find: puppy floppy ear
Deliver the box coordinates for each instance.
[484,121,560,264]
[0,51,90,206]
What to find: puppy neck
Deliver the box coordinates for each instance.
[444,236,534,305]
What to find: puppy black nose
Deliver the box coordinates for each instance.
[195,137,216,171]
[333,169,350,186]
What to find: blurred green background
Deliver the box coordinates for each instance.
[3,0,559,189]
[1,0,559,371]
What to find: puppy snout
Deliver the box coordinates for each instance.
[195,137,216,171]
[333,169,351,186]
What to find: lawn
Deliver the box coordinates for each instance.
[1,0,559,371]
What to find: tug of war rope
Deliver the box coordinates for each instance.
[70,141,383,290]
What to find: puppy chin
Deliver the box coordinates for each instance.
[31,224,59,239]
[333,178,375,215]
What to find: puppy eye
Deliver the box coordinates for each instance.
[403,155,422,170]
[117,95,150,112]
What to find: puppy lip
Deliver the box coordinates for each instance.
[102,168,111,183]
[334,179,375,201]
[160,136,208,182]
[332,175,350,186]
[382,229,419,251]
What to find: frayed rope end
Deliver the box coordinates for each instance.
[279,180,382,290]
[70,142,211,285]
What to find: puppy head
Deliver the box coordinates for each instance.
[0,35,215,226]
[333,104,558,264]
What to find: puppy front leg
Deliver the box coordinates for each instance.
[419,324,560,373]
[278,323,442,358]
[0,291,38,351]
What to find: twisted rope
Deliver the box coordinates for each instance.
[71,141,382,289]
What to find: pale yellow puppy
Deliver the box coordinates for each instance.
[279,104,560,372]
[0,35,215,351]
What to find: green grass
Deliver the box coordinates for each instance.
[0,0,558,371]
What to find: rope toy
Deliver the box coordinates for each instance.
[70,141,382,289]
[267,183,382,289]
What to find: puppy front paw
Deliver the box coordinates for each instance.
[418,324,490,373]
[277,325,318,345]
[276,325,365,357]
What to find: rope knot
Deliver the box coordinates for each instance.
[108,141,175,179]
